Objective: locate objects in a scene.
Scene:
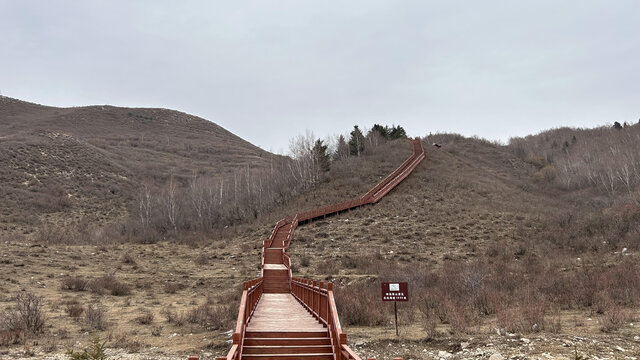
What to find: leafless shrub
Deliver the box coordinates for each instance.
[600,306,633,332]
[61,276,89,291]
[151,325,162,337]
[42,337,58,353]
[495,294,546,334]
[35,223,68,244]
[441,298,477,334]
[89,273,132,296]
[0,329,25,346]
[112,332,142,352]
[163,282,185,294]
[335,281,386,326]
[534,165,557,183]
[135,312,154,325]
[316,260,340,276]
[85,303,107,330]
[161,309,186,326]
[125,339,143,353]
[65,300,85,318]
[186,303,233,330]
[300,252,311,267]
[547,307,562,334]
[421,309,438,340]
[121,253,137,266]
[2,292,46,334]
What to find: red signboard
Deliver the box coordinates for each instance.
[381,282,408,302]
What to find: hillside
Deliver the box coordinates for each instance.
[0,96,276,236]
[0,127,638,359]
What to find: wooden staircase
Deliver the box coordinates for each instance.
[242,294,332,360]
[217,138,426,360]
[262,265,290,293]
[242,332,333,360]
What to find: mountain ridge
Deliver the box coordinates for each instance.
[0,96,280,236]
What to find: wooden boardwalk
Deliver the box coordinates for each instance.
[218,138,426,360]
[246,294,326,332]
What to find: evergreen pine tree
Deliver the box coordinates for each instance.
[388,125,407,139]
[348,125,365,156]
[371,124,389,138]
[312,139,330,172]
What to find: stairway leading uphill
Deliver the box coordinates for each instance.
[216,138,426,360]
[242,294,332,360]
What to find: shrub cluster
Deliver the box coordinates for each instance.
[61,273,131,296]
[336,255,639,334]
[1,292,46,335]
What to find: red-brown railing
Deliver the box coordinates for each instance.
[290,278,362,360]
[363,138,425,203]
[220,138,425,360]
[222,277,263,360]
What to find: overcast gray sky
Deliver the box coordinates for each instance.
[1,1,638,153]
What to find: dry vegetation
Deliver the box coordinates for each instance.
[2,96,639,359]
[0,121,414,358]
[0,96,279,238]
[509,122,640,199]
[290,133,639,358]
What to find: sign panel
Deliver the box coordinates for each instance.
[381,282,408,301]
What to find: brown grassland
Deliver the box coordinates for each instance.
[1,97,639,359]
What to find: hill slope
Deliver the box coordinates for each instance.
[0,133,637,359]
[0,96,276,235]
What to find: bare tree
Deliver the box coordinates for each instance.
[138,183,152,230]
[163,175,179,234]
[288,130,318,189]
[189,173,206,227]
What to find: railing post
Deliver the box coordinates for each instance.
[327,282,333,324]
[312,280,318,314]
[319,281,326,321]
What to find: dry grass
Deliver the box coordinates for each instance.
[2,126,640,358]
[0,96,280,237]
[290,135,640,342]
[0,236,258,356]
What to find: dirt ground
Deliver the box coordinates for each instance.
[1,139,639,359]
[1,234,639,359]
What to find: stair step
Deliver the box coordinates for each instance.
[242,353,333,360]
[245,331,328,338]
[244,338,331,346]
[243,345,332,354]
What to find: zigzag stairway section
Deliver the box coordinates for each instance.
[215,138,425,360]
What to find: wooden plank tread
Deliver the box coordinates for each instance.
[246,294,325,332]
[245,338,330,340]
[242,353,333,357]
[263,264,287,270]
[244,346,331,349]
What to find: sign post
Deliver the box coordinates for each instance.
[381,282,408,336]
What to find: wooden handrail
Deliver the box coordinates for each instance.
[224,277,263,360]
[370,147,425,202]
[219,139,425,360]
[291,277,361,360]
